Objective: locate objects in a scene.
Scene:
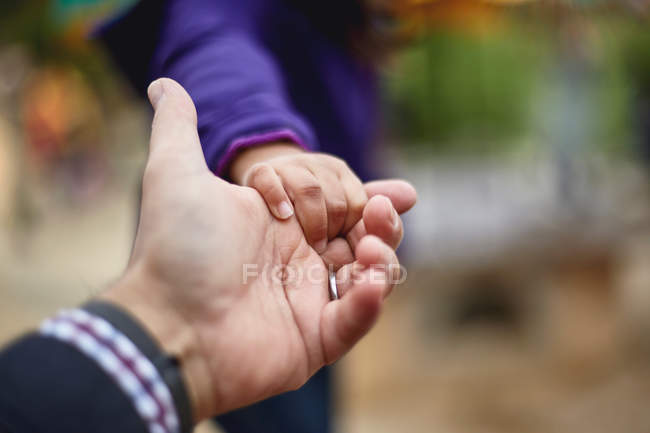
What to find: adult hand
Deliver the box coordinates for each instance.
[102,79,416,421]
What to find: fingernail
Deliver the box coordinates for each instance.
[277,201,294,219]
[147,80,164,109]
[389,205,398,228]
[315,239,328,254]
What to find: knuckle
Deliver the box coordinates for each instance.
[320,153,343,167]
[349,194,367,216]
[257,181,282,199]
[323,154,348,172]
[329,200,348,221]
[332,157,349,171]
[312,224,327,240]
[297,182,322,200]
[307,215,328,237]
[246,163,272,186]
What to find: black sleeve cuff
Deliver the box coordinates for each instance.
[83,301,193,433]
[0,335,148,433]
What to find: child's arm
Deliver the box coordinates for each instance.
[149,0,318,174]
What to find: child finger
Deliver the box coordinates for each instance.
[320,238,355,271]
[319,171,348,240]
[280,167,329,254]
[362,195,403,250]
[244,163,294,219]
[338,169,368,234]
[345,195,404,252]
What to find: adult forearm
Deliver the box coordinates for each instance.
[100,269,214,422]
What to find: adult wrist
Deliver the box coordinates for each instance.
[82,300,194,433]
[99,268,216,423]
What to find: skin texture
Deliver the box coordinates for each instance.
[230,141,369,254]
[102,79,417,422]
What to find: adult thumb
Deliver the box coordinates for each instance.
[146,78,207,174]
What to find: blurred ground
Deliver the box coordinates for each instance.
[337,153,650,433]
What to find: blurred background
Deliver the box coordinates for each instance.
[0,1,649,432]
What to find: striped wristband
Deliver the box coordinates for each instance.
[40,308,181,433]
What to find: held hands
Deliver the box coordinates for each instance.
[103,79,416,422]
[230,142,368,253]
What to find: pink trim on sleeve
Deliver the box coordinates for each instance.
[215,129,310,177]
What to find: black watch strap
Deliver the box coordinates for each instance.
[83,300,193,433]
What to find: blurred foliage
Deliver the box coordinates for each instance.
[0,1,62,61]
[384,22,549,154]
[0,0,131,98]
[622,22,650,93]
[52,0,135,25]
[384,11,650,157]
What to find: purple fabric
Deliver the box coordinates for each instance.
[100,0,379,180]
[216,128,310,176]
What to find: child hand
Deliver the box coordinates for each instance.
[230,143,368,254]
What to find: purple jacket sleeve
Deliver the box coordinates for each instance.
[150,0,318,176]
